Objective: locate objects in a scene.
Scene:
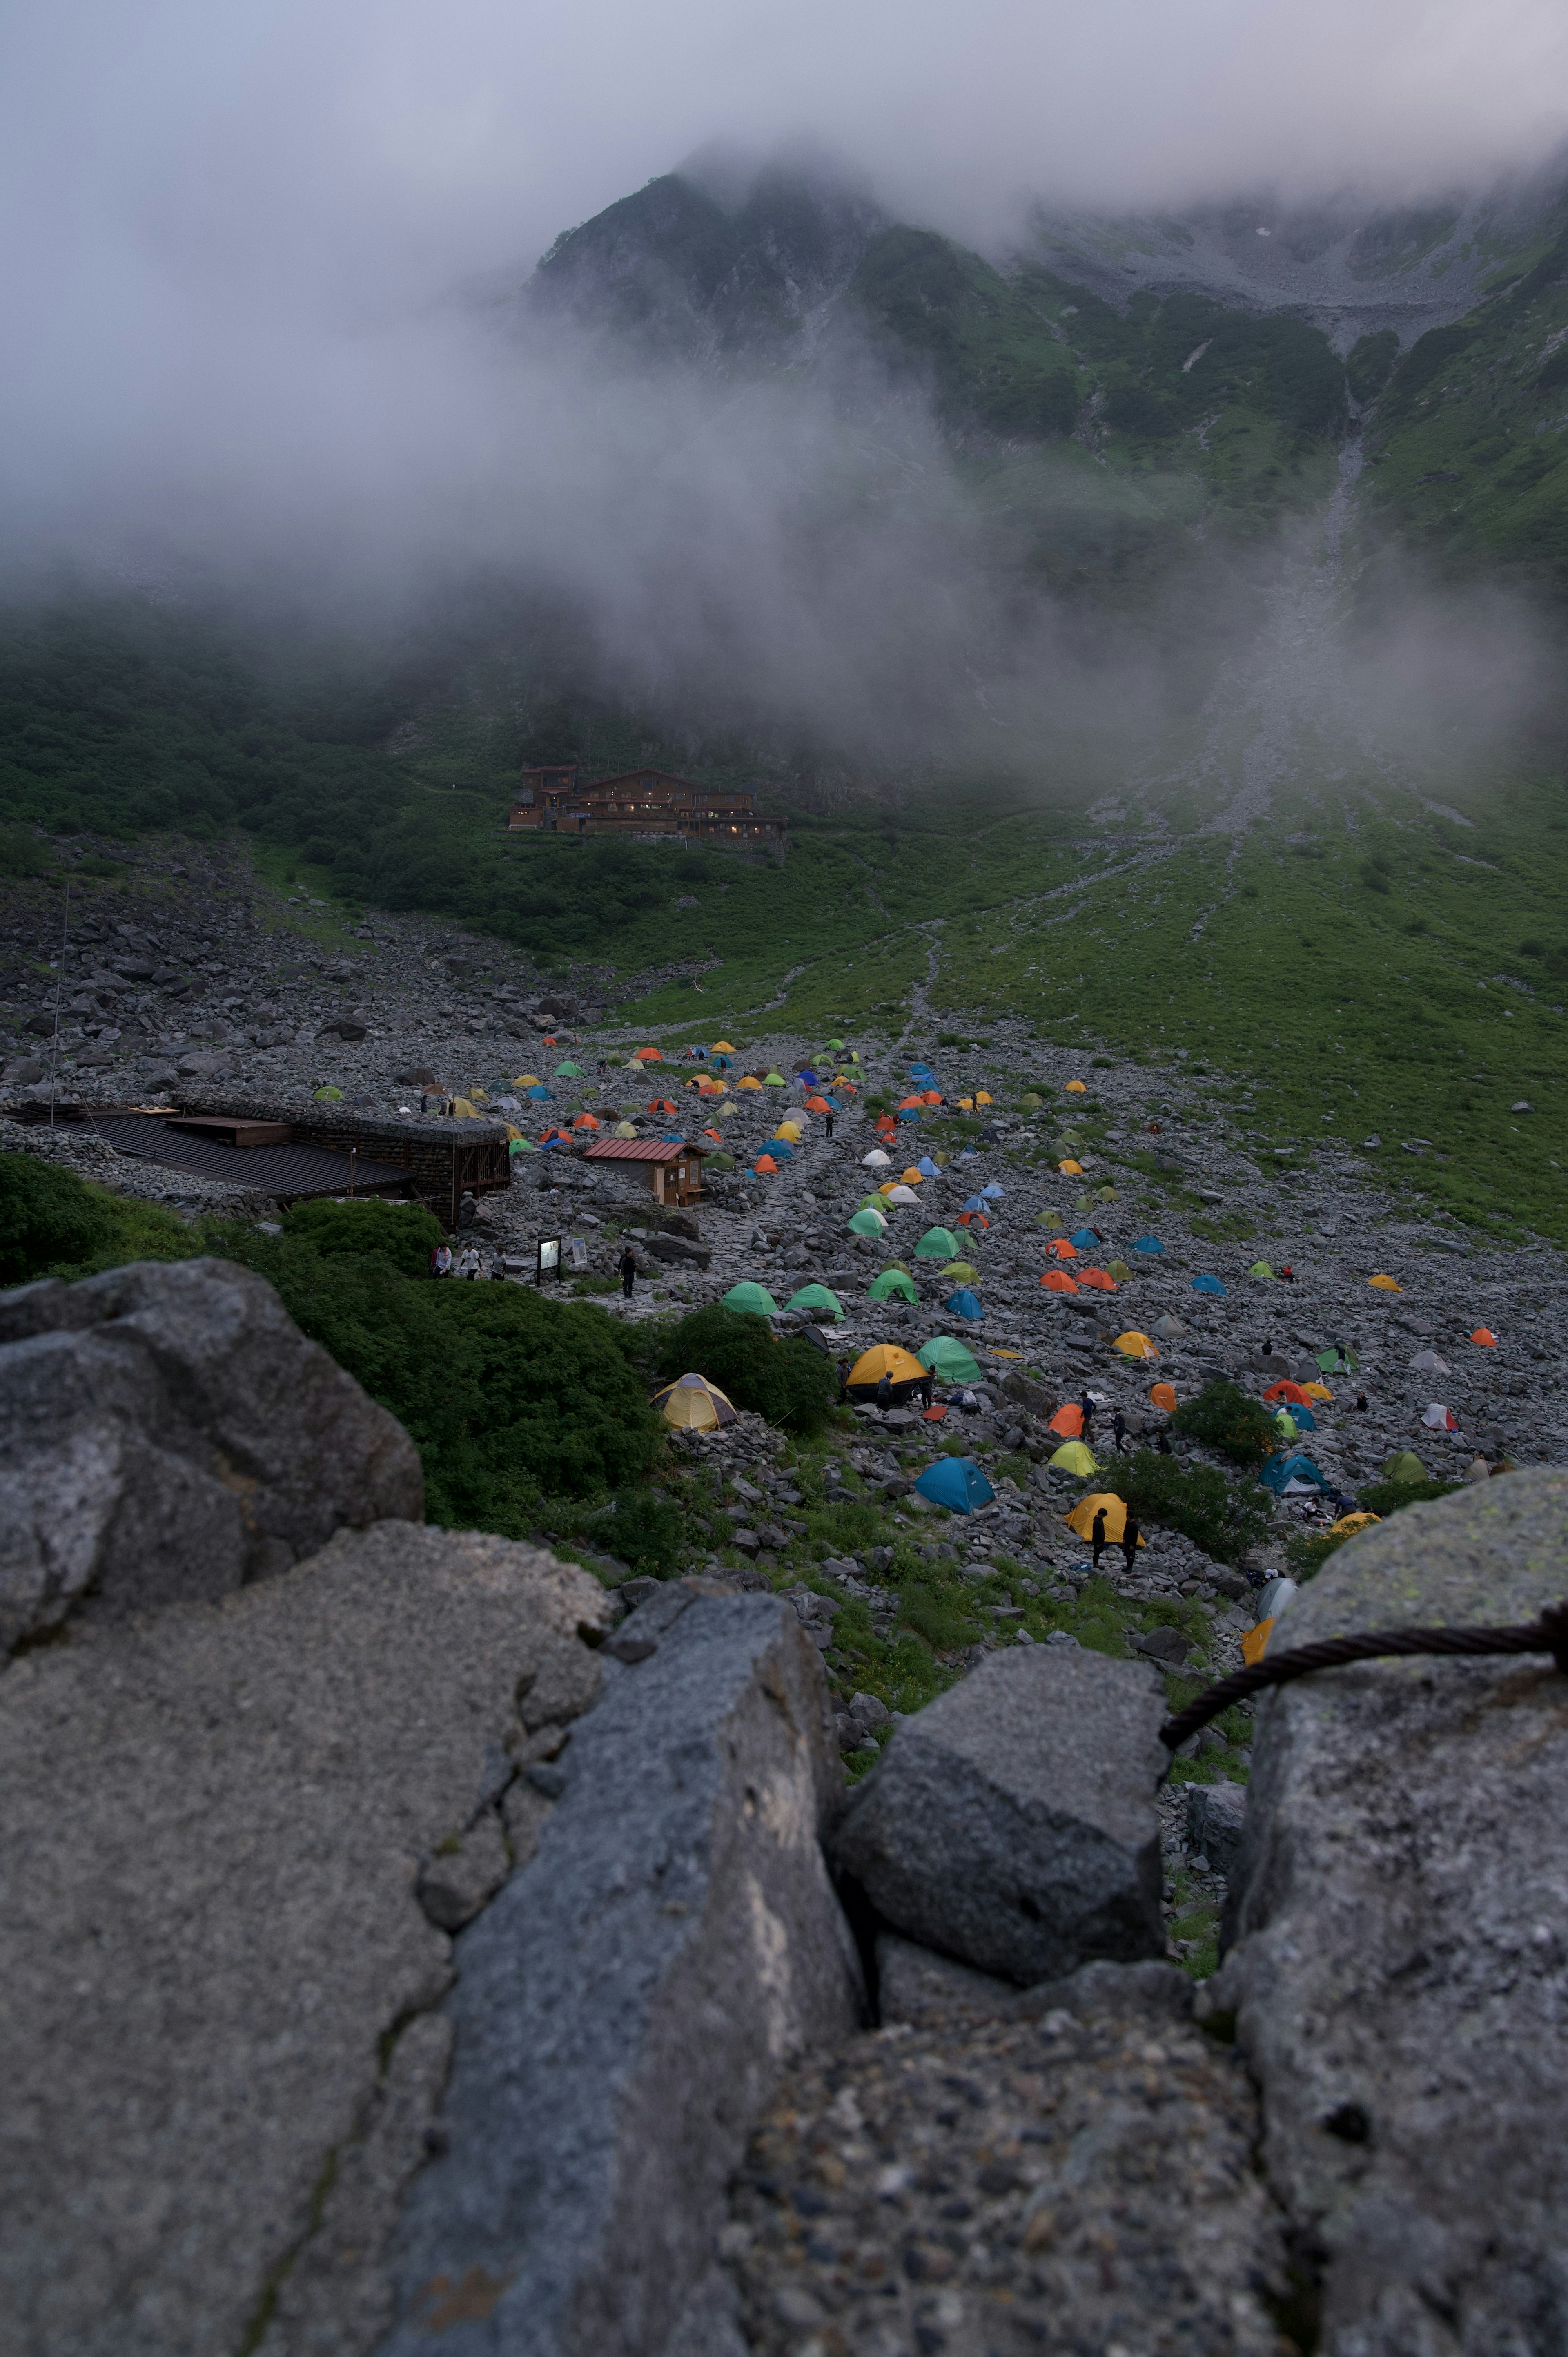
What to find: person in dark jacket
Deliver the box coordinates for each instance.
[875,1371,893,1410]
[1079,1391,1096,1442]
[1121,1515,1141,1576]
[1090,1505,1108,1570]
[1111,1408,1127,1454]
[618,1246,637,1300]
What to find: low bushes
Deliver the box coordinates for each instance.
[1110,1447,1274,1565]
[1172,1378,1277,1466]
[0,1151,194,1285]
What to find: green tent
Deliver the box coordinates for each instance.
[722,1282,780,1316]
[1248,1260,1275,1278]
[312,1086,345,1102]
[786,1284,843,1320]
[507,1137,537,1156]
[1383,1449,1429,1482]
[554,1060,584,1077]
[939,1260,979,1280]
[764,1070,786,1085]
[1319,1346,1359,1373]
[848,1208,886,1237]
[868,1268,919,1302]
[704,1150,736,1172]
[1106,1259,1132,1282]
[915,1226,960,1259]
[1049,1440,1098,1476]
[856,1192,891,1211]
[1035,1210,1064,1229]
[918,1336,982,1384]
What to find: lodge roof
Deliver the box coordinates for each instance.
[582,1138,709,1163]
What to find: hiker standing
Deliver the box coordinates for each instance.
[919,1371,935,1409]
[1090,1505,1108,1570]
[618,1245,637,1300]
[1111,1408,1127,1454]
[1120,1515,1141,1576]
[876,1371,893,1411]
[825,1111,835,1141]
[430,1242,452,1278]
[1079,1390,1096,1443]
[835,1356,851,1403]
[456,1245,481,1280]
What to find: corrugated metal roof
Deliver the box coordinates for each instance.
[583,1139,705,1163]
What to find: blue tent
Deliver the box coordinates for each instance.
[797,1067,818,1084]
[898,1107,920,1121]
[981,1183,1005,1200]
[542,1135,574,1151]
[914,1456,996,1513]
[917,1156,939,1176]
[769,1139,796,1158]
[1133,1236,1163,1255]
[909,1063,935,1079]
[659,1131,685,1143]
[1070,1226,1100,1249]
[1259,1452,1331,1496]
[1191,1273,1227,1296]
[1281,1401,1317,1431]
[943,1287,984,1320]
[526,1084,552,1100]
[962,1195,986,1213]
[958,1147,978,1160]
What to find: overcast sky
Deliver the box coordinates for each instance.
[1,0,1564,767]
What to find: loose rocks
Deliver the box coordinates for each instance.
[0,1523,611,2357]
[722,1958,1291,2357]
[0,1258,423,1653]
[831,1647,1168,1984]
[1207,1470,1568,2354]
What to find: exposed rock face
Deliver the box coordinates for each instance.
[377,1593,864,2357]
[831,1647,1168,1984]
[0,1522,612,2357]
[1205,1471,1568,2356]
[0,1258,423,1653]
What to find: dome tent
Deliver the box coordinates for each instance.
[652,1373,737,1432]
[1066,1493,1144,1544]
[915,1227,961,1259]
[917,1336,982,1385]
[845,1344,928,1403]
[943,1287,984,1320]
[722,1281,780,1316]
[785,1284,844,1321]
[868,1267,919,1302]
[1049,1441,1098,1476]
[913,1457,994,1513]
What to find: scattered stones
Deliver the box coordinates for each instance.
[832,1647,1168,1983]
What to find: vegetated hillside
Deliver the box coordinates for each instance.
[1358,212,1568,596]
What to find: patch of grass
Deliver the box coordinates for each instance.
[1173,1380,1277,1467]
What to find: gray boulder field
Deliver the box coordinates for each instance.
[1204,1469,1568,2356]
[0,1522,611,2357]
[376,1592,864,2357]
[831,1645,1169,1983]
[0,1257,423,1652]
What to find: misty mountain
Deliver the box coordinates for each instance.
[525,158,1568,598]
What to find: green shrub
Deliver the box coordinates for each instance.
[1173,1378,1276,1466]
[279,1195,442,1279]
[1357,1476,1463,1516]
[585,1486,686,1575]
[222,1231,664,1532]
[1110,1447,1273,1565]
[1346,328,1399,404]
[0,825,53,881]
[0,1152,194,1285]
[652,1304,837,1434]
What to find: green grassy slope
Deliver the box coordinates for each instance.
[1361,215,1568,594]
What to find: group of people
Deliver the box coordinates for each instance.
[428,1243,488,1280]
[1088,1503,1143,1576]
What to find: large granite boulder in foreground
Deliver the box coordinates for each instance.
[1205,1470,1568,2356]
[0,1522,610,2357]
[0,1258,423,1652]
[376,1592,863,2357]
[831,1645,1168,1983]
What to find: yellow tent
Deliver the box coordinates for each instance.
[1050,1441,1099,1477]
[712,1041,735,1051]
[452,1097,479,1118]
[717,1101,738,1117]
[615,1121,637,1138]
[652,1373,738,1432]
[1065,1080,1087,1093]
[1330,1510,1381,1537]
[1369,1273,1402,1291]
[900,1167,923,1184]
[845,1343,928,1402]
[1059,1159,1084,1175]
[1114,1331,1159,1360]
[976,1090,992,1106]
[739,1075,763,1091]
[1241,1620,1275,1666]
[1065,1491,1145,1543]
[1302,1381,1333,1402]
[515,1074,540,1087]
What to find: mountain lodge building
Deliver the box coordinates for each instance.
[507,766,784,847]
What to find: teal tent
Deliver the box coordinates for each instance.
[868,1268,919,1302]
[914,1458,995,1513]
[722,1282,780,1316]
[918,1336,982,1384]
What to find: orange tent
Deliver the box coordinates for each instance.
[1065,1079,1086,1093]
[635,1047,662,1062]
[922,1089,942,1104]
[1078,1267,1115,1291]
[806,1095,831,1112]
[702,1126,722,1142]
[1149,1382,1178,1412]
[755,1154,778,1173]
[1049,1403,1085,1436]
[956,1211,989,1231]
[898,1095,924,1110]
[1059,1158,1084,1175]
[572,1113,600,1129]
[1049,1238,1078,1259]
[648,1097,678,1114]
[1042,1271,1080,1293]
[1263,1380,1310,1404]
[1471,1327,1497,1347]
